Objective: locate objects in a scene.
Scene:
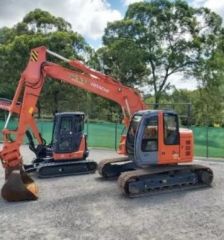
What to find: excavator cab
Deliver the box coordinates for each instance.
[126,110,180,168]
[99,110,181,179]
[52,112,86,155]
[126,111,158,165]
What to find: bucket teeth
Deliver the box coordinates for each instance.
[1,170,38,202]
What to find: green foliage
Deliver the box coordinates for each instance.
[23,9,72,33]
[0,9,95,116]
[190,33,224,125]
[1,6,224,125]
[96,41,148,86]
[149,85,224,126]
[100,0,223,105]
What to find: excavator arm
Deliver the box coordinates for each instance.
[45,49,146,126]
[0,46,146,201]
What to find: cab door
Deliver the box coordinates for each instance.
[158,112,180,164]
[133,112,159,167]
[55,116,75,153]
[53,114,84,154]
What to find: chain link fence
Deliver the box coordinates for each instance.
[1,111,224,159]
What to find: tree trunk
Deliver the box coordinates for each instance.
[154,93,160,109]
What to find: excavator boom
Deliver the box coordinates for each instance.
[0,46,146,201]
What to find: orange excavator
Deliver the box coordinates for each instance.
[23,111,96,178]
[0,46,213,202]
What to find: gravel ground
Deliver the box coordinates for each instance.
[0,145,224,240]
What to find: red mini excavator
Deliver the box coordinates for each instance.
[24,111,95,178]
[0,46,213,202]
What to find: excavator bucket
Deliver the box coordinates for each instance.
[1,169,38,202]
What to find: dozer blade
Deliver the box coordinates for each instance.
[1,170,38,202]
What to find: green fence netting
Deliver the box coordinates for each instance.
[191,126,224,158]
[0,119,124,149]
[1,119,224,158]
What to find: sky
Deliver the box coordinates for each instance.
[0,0,224,90]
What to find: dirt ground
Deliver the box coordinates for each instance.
[0,145,224,240]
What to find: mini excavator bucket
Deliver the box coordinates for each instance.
[1,169,38,202]
[0,99,39,202]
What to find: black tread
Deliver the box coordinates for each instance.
[118,164,213,197]
[98,157,138,179]
[37,160,97,178]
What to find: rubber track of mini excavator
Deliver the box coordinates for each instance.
[118,164,213,197]
[37,160,97,178]
[98,157,134,178]
[98,157,129,175]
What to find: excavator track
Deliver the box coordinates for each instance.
[98,157,136,179]
[118,164,213,197]
[36,160,97,178]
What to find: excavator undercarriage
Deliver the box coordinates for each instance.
[98,157,135,178]
[98,158,213,197]
[119,164,213,197]
[25,159,97,178]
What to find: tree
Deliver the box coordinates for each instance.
[100,0,223,106]
[192,35,224,126]
[0,9,93,116]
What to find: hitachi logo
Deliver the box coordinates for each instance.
[90,82,109,93]
[70,74,89,84]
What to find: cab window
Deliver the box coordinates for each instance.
[74,116,84,133]
[60,117,72,134]
[164,113,179,145]
[141,116,158,152]
[127,114,142,144]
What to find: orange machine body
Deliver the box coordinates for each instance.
[0,46,193,177]
[53,135,87,161]
[0,46,146,174]
[157,112,193,164]
[126,110,193,168]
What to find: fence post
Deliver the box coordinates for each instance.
[187,103,192,128]
[206,108,209,158]
[115,121,118,151]
[206,125,209,158]
[86,114,89,136]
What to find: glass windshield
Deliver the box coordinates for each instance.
[126,114,142,153]
[164,113,179,145]
[141,116,158,152]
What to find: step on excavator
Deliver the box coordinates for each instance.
[0,46,213,202]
